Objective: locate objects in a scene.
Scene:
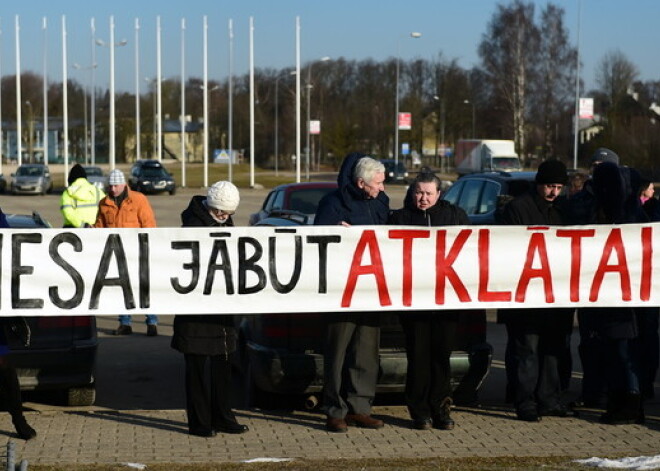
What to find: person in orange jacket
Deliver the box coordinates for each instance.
[94,169,158,336]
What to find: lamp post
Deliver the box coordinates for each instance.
[394,32,422,172]
[305,56,330,181]
[274,70,296,177]
[96,16,127,170]
[463,99,476,138]
[73,63,97,163]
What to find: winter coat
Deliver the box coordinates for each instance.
[389,190,469,324]
[60,177,106,228]
[565,162,645,339]
[93,188,156,228]
[314,152,390,226]
[497,188,572,327]
[171,195,237,356]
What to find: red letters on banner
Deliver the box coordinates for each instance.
[341,230,392,308]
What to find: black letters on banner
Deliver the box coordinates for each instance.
[269,232,302,294]
[89,234,136,310]
[306,235,341,294]
[12,233,44,309]
[170,241,200,294]
[238,237,266,294]
[204,238,234,295]
[48,233,85,309]
[138,233,150,308]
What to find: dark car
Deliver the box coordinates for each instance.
[248,182,337,226]
[380,159,409,184]
[11,164,53,195]
[128,159,176,195]
[441,171,537,224]
[238,215,492,409]
[5,212,98,406]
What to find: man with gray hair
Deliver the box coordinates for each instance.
[315,152,389,432]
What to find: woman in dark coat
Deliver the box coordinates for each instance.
[0,208,37,440]
[171,182,248,437]
[388,170,469,430]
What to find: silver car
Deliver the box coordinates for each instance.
[11,164,53,195]
[82,165,106,191]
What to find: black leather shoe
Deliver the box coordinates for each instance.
[13,418,36,440]
[412,418,432,430]
[189,428,216,438]
[517,410,541,422]
[114,324,132,336]
[539,406,575,418]
[214,421,249,434]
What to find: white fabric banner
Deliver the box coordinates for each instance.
[0,223,656,316]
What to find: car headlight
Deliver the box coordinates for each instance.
[142,181,152,185]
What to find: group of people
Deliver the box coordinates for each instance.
[0,150,657,441]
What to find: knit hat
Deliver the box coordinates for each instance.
[108,169,126,185]
[68,164,87,185]
[535,159,568,185]
[206,181,240,212]
[591,147,620,165]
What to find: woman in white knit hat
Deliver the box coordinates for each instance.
[171,181,248,437]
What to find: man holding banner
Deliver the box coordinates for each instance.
[315,153,389,433]
[498,159,574,422]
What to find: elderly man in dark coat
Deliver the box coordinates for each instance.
[314,152,389,433]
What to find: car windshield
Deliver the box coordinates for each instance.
[16,166,44,177]
[142,167,169,178]
[288,188,335,214]
[84,167,103,177]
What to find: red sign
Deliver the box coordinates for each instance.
[398,112,412,130]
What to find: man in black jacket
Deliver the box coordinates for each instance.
[315,153,389,433]
[498,159,574,422]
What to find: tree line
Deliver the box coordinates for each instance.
[1,0,659,176]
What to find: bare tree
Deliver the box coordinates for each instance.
[478,0,539,155]
[596,50,639,110]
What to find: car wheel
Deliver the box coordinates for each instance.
[67,385,96,406]
[169,187,176,196]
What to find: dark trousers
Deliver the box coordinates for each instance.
[400,314,456,420]
[323,314,380,419]
[506,321,564,413]
[0,362,24,420]
[577,309,608,405]
[630,308,659,398]
[183,353,235,432]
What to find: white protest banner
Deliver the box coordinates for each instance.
[0,223,656,316]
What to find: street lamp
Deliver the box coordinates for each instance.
[274,70,296,177]
[73,62,97,163]
[96,16,127,170]
[463,99,476,138]
[394,32,422,172]
[305,56,330,181]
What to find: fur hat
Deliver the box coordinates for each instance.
[206,181,240,212]
[591,147,620,165]
[108,169,126,186]
[535,159,568,185]
[68,164,87,185]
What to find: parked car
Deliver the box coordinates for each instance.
[5,212,98,406]
[238,214,492,409]
[440,171,537,224]
[380,159,409,184]
[81,165,106,191]
[248,182,337,226]
[128,159,176,195]
[11,164,53,195]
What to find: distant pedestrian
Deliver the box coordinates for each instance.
[172,181,248,437]
[60,163,105,228]
[93,169,159,336]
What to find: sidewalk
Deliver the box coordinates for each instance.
[3,400,659,466]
